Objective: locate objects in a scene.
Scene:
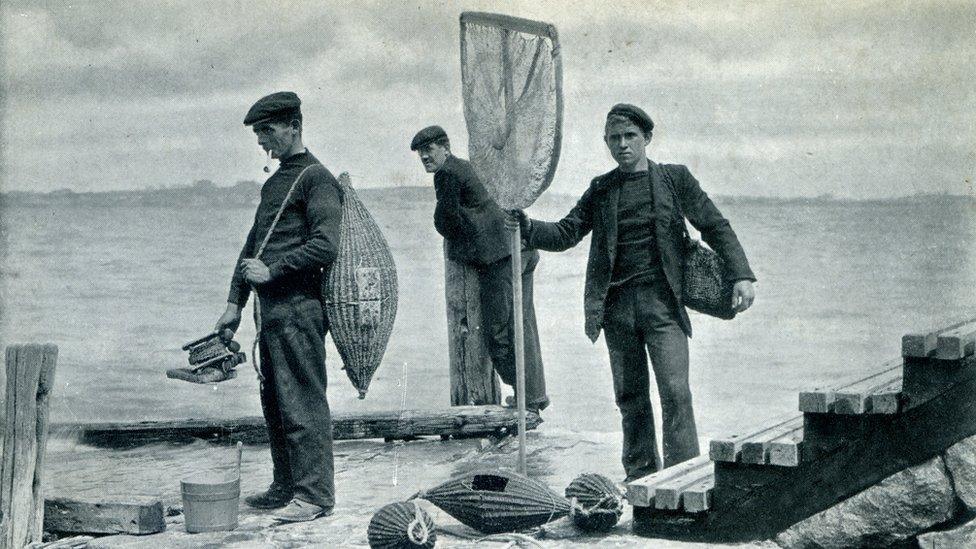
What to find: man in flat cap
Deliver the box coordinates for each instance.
[512,104,756,482]
[411,126,550,414]
[215,91,341,522]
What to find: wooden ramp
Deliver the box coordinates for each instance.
[50,405,541,448]
[628,317,976,543]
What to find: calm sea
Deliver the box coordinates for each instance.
[1,190,973,440]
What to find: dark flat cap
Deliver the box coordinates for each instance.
[410,125,448,151]
[607,103,654,133]
[243,91,302,126]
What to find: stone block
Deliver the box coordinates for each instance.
[917,517,976,548]
[943,433,976,510]
[775,456,957,549]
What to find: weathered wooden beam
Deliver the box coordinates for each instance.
[653,462,714,511]
[709,412,800,463]
[634,352,976,543]
[445,248,501,407]
[1,344,58,549]
[740,416,804,465]
[43,496,165,535]
[902,317,976,358]
[51,405,539,448]
[625,454,710,508]
[936,323,976,360]
[797,359,901,414]
[865,377,902,414]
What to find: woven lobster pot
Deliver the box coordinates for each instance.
[565,473,623,532]
[417,470,570,534]
[323,173,399,399]
[367,501,436,549]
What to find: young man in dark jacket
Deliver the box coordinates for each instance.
[215,91,340,522]
[515,105,756,481]
[412,125,549,413]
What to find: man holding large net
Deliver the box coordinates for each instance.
[411,125,550,415]
[513,104,756,482]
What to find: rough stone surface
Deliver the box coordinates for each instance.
[774,456,957,549]
[917,517,976,549]
[943,433,976,511]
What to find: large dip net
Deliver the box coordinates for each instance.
[460,12,563,210]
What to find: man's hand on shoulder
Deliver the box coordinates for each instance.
[732,280,755,313]
[241,258,272,285]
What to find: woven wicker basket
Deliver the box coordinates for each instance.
[323,173,399,399]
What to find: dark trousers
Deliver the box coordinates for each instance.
[603,281,699,481]
[475,249,549,409]
[257,293,335,509]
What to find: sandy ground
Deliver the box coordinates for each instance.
[45,428,774,548]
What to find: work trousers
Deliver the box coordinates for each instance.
[475,249,549,409]
[603,281,699,481]
[257,292,335,509]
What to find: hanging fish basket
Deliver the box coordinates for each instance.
[415,469,570,534]
[323,172,399,399]
[367,501,436,549]
[565,473,624,532]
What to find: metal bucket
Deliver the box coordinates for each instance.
[181,473,241,533]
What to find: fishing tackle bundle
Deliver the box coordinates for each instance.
[367,501,436,549]
[414,470,569,534]
[565,473,624,532]
[167,329,246,384]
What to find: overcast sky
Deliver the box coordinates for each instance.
[2,0,974,198]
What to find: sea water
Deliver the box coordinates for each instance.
[0,190,973,442]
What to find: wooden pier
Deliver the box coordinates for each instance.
[627,317,976,542]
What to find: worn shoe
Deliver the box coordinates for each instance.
[244,484,294,509]
[272,498,333,523]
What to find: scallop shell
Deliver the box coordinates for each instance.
[367,501,436,549]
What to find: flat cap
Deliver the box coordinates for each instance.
[410,125,448,151]
[243,91,302,126]
[607,103,654,133]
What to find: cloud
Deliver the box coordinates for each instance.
[2,0,974,197]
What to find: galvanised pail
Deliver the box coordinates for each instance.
[180,474,240,533]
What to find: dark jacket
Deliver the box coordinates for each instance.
[433,155,511,266]
[526,161,755,340]
[227,151,343,306]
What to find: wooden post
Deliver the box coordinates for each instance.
[445,244,501,406]
[1,344,58,548]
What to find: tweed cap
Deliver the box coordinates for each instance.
[243,91,302,126]
[410,125,448,151]
[606,103,654,133]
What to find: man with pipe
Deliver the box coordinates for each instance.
[511,104,756,482]
[411,125,550,414]
[215,91,340,522]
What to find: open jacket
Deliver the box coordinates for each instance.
[433,155,511,266]
[526,161,755,340]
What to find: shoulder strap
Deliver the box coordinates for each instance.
[254,163,319,260]
[656,163,693,246]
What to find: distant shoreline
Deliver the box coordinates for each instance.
[0,183,971,208]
